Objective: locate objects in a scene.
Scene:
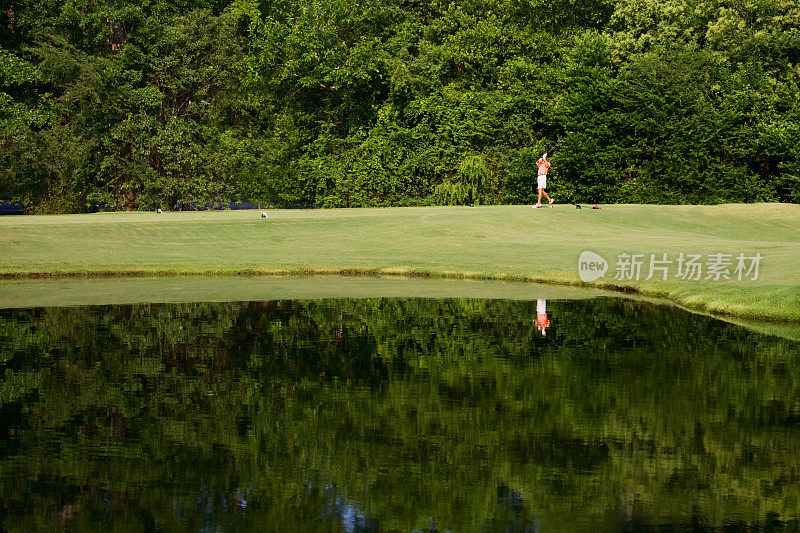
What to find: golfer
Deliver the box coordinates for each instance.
[533,153,554,208]
[536,299,550,336]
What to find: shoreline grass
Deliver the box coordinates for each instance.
[1,204,798,321]
[2,275,798,342]
[0,267,794,321]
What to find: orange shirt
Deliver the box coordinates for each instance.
[537,158,550,175]
[536,313,550,329]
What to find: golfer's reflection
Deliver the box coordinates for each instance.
[536,298,550,337]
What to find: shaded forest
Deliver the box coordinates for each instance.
[1,0,799,213]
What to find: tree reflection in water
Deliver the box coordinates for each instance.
[0,298,799,531]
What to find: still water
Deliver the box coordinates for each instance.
[1,297,799,531]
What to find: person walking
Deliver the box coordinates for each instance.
[533,153,554,208]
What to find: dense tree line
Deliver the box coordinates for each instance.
[1,0,799,213]
[2,298,800,529]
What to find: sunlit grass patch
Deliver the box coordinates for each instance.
[0,204,798,320]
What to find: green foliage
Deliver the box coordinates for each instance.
[1,0,800,210]
[433,154,493,205]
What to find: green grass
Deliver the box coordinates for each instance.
[0,276,608,308]
[2,275,798,341]
[1,204,798,320]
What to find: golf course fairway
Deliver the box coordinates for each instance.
[1,203,798,321]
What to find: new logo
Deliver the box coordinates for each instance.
[578,251,608,282]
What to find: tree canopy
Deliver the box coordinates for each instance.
[1,0,799,212]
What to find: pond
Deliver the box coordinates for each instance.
[1,287,799,531]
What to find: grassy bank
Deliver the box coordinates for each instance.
[1,204,798,320]
[0,276,608,308]
[2,276,799,341]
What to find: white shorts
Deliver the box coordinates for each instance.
[537,174,547,189]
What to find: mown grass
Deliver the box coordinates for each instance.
[0,276,607,308]
[1,204,798,320]
[2,275,799,340]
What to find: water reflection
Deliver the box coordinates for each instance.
[0,298,799,531]
[536,299,550,337]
